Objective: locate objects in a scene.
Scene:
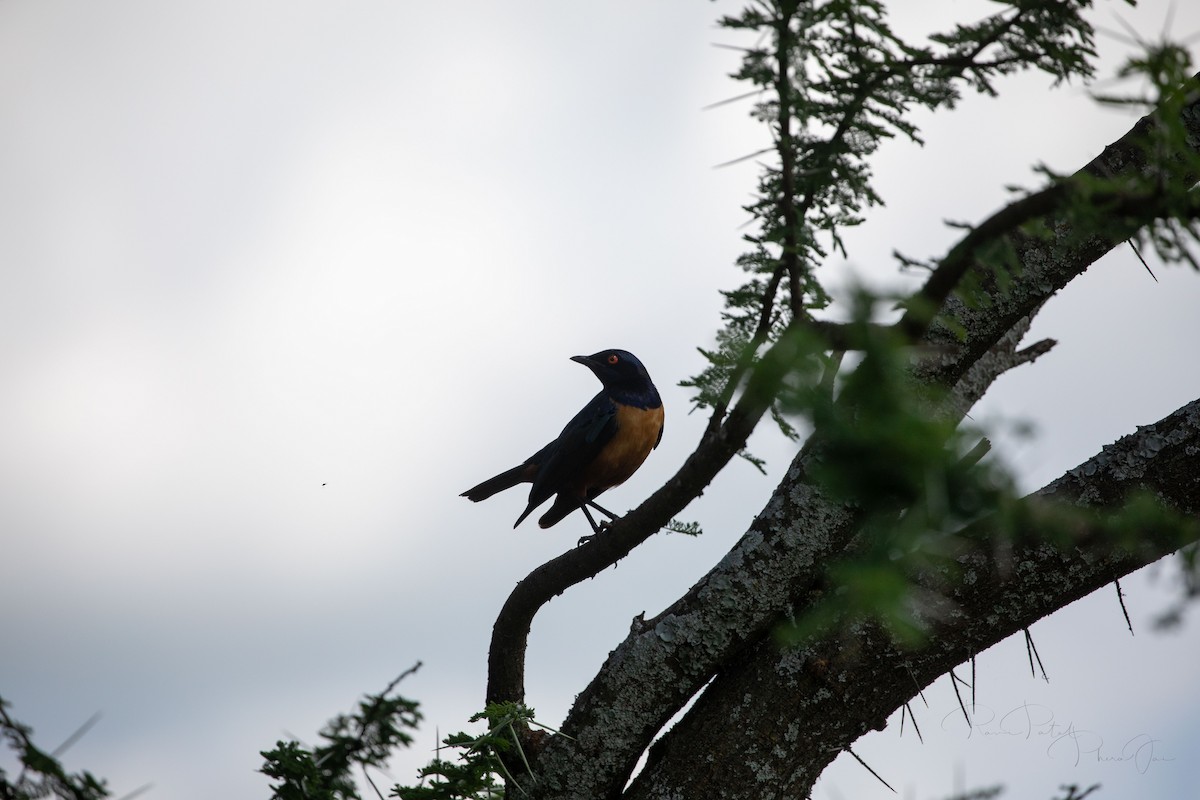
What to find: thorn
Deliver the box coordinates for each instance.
[845,746,896,793]
[900,702,924,744]
[1128,239,1159,282]
[1115,579,1135,636]
[49,710,102,758]
[1024,627,1048,681]
[113,784,154,800]
[701,88,763,111]
[970,653,977,712]
[949,668,971,725]
[712,146,776,169]
[904,663,929,707]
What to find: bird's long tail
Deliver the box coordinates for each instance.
[461,464,532,502]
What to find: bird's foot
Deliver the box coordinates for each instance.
[579,517,619,544]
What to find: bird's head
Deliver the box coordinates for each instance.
[571,349,660,407]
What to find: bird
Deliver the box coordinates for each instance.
[461,349,664,535]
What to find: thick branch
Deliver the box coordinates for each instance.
[526,74,1200,800]
[626,398,1200,799]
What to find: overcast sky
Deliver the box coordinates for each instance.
[2,2,1199,799]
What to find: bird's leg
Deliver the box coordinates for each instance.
[577,499,624,546]
[586,500,620,521]
[577,503,606,546]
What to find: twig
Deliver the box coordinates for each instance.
[959,439,992,471]
[363,765,386,800]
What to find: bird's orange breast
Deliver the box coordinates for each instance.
[578,402,664,492]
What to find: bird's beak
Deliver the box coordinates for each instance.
[570,355,596,368]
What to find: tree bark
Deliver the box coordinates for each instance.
[625,399,1200,799]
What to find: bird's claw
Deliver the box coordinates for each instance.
[577,517,617,546]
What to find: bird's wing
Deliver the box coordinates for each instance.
[525,391,618,510]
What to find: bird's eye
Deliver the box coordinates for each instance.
[607,354,619,365]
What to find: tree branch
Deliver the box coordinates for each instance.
[525,73,1200,799]
[625,397,1200,799]
[915,70,1200,386]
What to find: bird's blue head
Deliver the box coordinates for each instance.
[571,349,661,408]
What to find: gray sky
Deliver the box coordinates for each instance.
[2,2,1198,799]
